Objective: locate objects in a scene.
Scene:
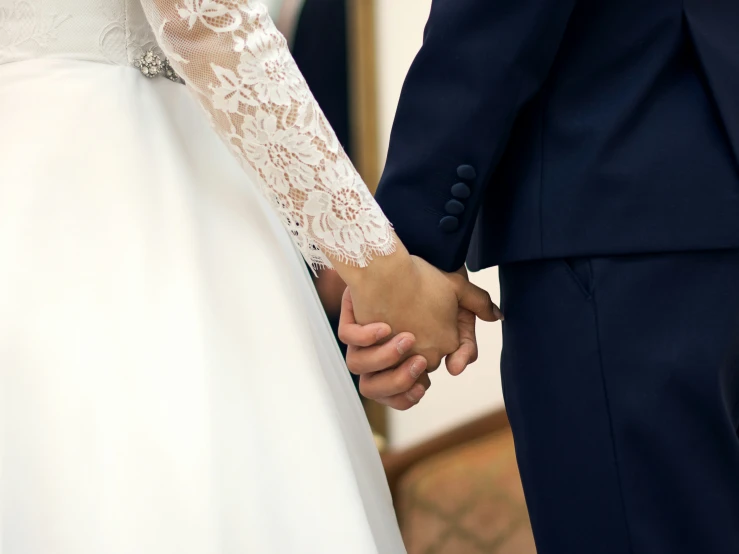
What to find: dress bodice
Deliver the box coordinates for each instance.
[0,0,394,269]
[0,0,159,66]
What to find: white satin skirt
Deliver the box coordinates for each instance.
[0,58,404,554]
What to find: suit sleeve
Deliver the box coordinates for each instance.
[374,0,576,271]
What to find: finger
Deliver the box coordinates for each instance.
[375,394,420,411]
[346,333,418,375]
[338,288,392,347]
[358,355,428,399]
[420,354,443,373]
[375,377,430,411]
[339,286,355,323]
[455,280,503,322]
[394,375,431,409]
[445,309,479,376]
[445,337,478,376]
[339,322,392,348]
[415,372,432,391]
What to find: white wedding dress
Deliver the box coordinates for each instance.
[0,1,405,552]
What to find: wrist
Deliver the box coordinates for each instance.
[331,233,415,290]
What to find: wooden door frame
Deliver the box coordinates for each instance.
[347,0,380,193]
[346,0,387,442]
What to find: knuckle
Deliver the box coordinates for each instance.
[365,374,399,399]
[392,400,413,411]
[448,272,464,287]
[337,327,350,344]
[445,338,461,354]
[376,397,392,408]
[427,355,442,370]
[358,380,375,399]
[380,347,401,368]
[345,352,361,374]
[393,364,416,384]
[393,371,415,392]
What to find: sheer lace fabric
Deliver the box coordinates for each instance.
[141,0,395,269]
[0,0,160,65]
[0,0,395,269]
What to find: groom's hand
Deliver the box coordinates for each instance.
[339,289,431,410]
[339,268,502,410]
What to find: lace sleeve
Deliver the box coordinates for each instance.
[140,0,395,270]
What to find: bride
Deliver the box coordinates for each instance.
[0,1,496,552]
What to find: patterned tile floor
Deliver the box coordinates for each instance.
[396,428,537,554]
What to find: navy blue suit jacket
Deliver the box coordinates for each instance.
[374,0,739,272]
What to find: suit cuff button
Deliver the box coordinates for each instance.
[445,199,465,215]
[439,216,460,233]
[451,182,471,199]
[456,165,477,181]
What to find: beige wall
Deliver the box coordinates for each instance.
[375,0,506,450]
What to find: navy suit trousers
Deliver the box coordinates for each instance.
[499,250,739,554]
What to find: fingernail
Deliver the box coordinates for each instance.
[409,359,424,379]
[494,306,505,321]
[397,337,413,355]
[406,384,426,403]
[375,327,390,340]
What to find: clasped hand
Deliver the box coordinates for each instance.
[338,254,502,411]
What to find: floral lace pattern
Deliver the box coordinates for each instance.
[141,0,395,269]
[0,1,71,63]
[0,1,166,68]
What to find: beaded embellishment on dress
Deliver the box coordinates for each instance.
[133,49,183,83]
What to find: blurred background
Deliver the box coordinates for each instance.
[267,1,536,551]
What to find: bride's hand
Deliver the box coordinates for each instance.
[330,235,499,372]
[337,261,503,410]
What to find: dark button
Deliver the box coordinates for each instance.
[457,165,477,181]
[445,199,465,215]
[439,216,459,233]
[451,182,471,199]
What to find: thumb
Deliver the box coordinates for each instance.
[445,308,479,376]
[338,287,392,347]
[455,280,503,322]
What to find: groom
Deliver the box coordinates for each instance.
[340,1,739,553]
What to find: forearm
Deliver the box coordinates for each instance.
[142,0,395,272]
